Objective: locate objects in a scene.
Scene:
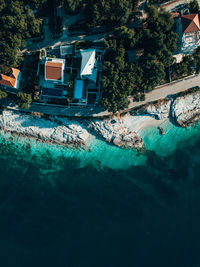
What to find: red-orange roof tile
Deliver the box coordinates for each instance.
[45,62,62,80]
[181,14,200,33]
[11,68,20,79]
[0,74,16,87]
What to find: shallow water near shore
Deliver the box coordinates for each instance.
[0,121,200,266]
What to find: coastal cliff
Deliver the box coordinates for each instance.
[0,87,199,150]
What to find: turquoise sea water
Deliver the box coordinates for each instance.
[0,120,200,266]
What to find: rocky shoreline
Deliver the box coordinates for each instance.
[0,111,90,150]
[134,87,200,127]
[0,87,199,150]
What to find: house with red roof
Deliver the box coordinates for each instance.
[181,13,200,52]
[38,57,68,102]
[0,68,21,91]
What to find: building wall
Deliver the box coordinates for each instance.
[182,31,200,48]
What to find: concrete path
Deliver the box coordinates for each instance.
[13,74,200,117]
[2,74,199,117]
[25,7,108,52]
[26,32,107,52]
[127,74,200,110]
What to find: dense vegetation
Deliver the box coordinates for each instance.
[63,0,83,13]
[0,0,47,67]
[186,0,200,13]
[100,6,178,112]
[17,92,32,109]
[172,48,200,80]
[86,0,138,26]
[63,0,138,26]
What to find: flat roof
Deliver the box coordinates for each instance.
[74,80,83,99]
[60,45,73,56]
[42,87,63,97]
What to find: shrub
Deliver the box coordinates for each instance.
[0,89,8,100]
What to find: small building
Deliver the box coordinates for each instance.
[80,49,97,83]
[0,68,21,92]
[181,14,200,53]
[71,48,102,105]
[38,45,104,106]
[45,60,64,82]
[38,57,68,103]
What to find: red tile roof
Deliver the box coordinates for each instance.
[181,14,200,33]
[45,61,62,80]
[10,68,20,79]
[0,74,16,87]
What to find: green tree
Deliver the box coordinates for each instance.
[86,0,137,26]
[187,0,199,13]
[0,0,43,65]
[114,26,137,48]
[17,92,32,109]
[64,0,82,12]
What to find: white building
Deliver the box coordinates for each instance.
[80,49,97,83]
[181,14,200,53]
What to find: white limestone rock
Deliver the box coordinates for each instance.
[171,92,200,127]
[87,118,145,150]
[142,99,171,120]
[0,111,90,147]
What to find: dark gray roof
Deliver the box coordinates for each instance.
[41,87,63,97]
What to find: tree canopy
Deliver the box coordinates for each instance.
[0,0,47,66]
[63,0,138,25]
[17,92,32,109]
[87,0,137,26]
[63,0,83,13]
[100,6,178,113]
[186,0,199,13]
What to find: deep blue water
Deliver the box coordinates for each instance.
[0,121,200,267]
